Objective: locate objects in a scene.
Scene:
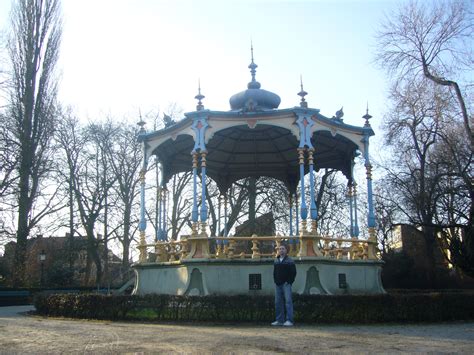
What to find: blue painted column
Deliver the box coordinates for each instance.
[289,193,293,237]
[162,187,168,241]
[191,152,199,236]
[351,158,360,237]
[139,162,147,236]
[200,151,208,234]
[157,164,167,241]
[363,135,376,230]
[155,162,160,241]
[295,192,299,236]
[348,183,354,237]
[308,148,318,234]
[353,182,360,237]
[136,118,148,262]
[138,144,148,262]
[218,194,222,237]
[191,115,209,236]
[362,108,376,243]
[157,185,162,240]
[224,192,228,239]
[295,111,314,235]
[288,193,294,251]
[155,165,161,241]
[298,148,308,233]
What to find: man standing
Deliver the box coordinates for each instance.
[272,243,296,326]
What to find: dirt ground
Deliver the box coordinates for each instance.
[1,306,474,354]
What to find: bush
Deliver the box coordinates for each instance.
[382,251,416,288]
[33,291,474,323]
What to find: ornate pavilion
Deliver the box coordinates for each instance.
[133,49,384,296]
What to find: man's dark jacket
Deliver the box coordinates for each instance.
[273,255,297,286]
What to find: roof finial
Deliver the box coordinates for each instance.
[251,39,254,63]
[247,41,261,89]
[195,79,205,111]
[334,107,344,121]
[363,101,372,127]
[297,75,308,108]
[137,109,146,134]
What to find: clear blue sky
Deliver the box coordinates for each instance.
[0,0,407,140]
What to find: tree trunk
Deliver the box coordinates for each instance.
[103,179,109,290]
[9,0,62,287]
[121,204,132,282]
[83,224,102,287]
[422,225,438,287]
[13,150,33,286]
[422,66,473,150]
[68,174,74,284]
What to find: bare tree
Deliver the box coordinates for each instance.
[105,121,142,274]
[375,0,473,147]
[255,177,291,234]
[0,112,18,200]
[52,109,83,281]
[432,119,474,276]
[201,178,251,237]
[167,172,192,240]
[6,0,62,285]
[56,117,115,286]
[380,76,474,280]
[375,0,474,279]
[313,170,349,238]
[373,182,401,255]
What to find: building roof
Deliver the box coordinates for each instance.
[229,44,281,111]
[138,51,374,192]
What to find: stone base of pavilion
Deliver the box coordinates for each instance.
[132,233,385,296]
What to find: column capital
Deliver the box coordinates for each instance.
[139,169,146,182]
[297,148,305,164]
[191,115,209,152]
[307,148,314,164]
[200,151,207,167]
[138,230,147,263]
[295,113,314,149]
[346,184,353,197]
[366,164,373,180]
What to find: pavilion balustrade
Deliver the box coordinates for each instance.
[137,234,378,263]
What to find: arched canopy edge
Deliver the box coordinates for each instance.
[142,108,371,188]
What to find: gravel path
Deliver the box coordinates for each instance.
[1,306,474,354]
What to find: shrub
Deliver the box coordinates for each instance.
[33,292,474,323]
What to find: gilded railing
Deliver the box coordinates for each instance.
[137,233,378,263]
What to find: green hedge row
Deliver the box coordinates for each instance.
[34,292,474,323]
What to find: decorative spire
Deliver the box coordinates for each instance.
[297,75,308,108]
[363,102,372,127]
[247,41,261,89]
[195,79,205,111]
[334,107,344,121]
[137,109,146,134]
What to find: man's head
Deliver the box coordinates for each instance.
[278,243,288,257]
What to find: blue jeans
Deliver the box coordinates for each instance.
[275,282,293,323]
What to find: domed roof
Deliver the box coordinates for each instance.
[229,47,281,111]
[229,88,281,111]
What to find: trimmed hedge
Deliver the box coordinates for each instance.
[34,292,474,323]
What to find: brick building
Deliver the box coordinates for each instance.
[392,224,449,272]
[2,234,122,287]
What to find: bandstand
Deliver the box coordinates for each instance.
[133,50,384,296]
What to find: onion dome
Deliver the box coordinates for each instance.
[229,45,281,111]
